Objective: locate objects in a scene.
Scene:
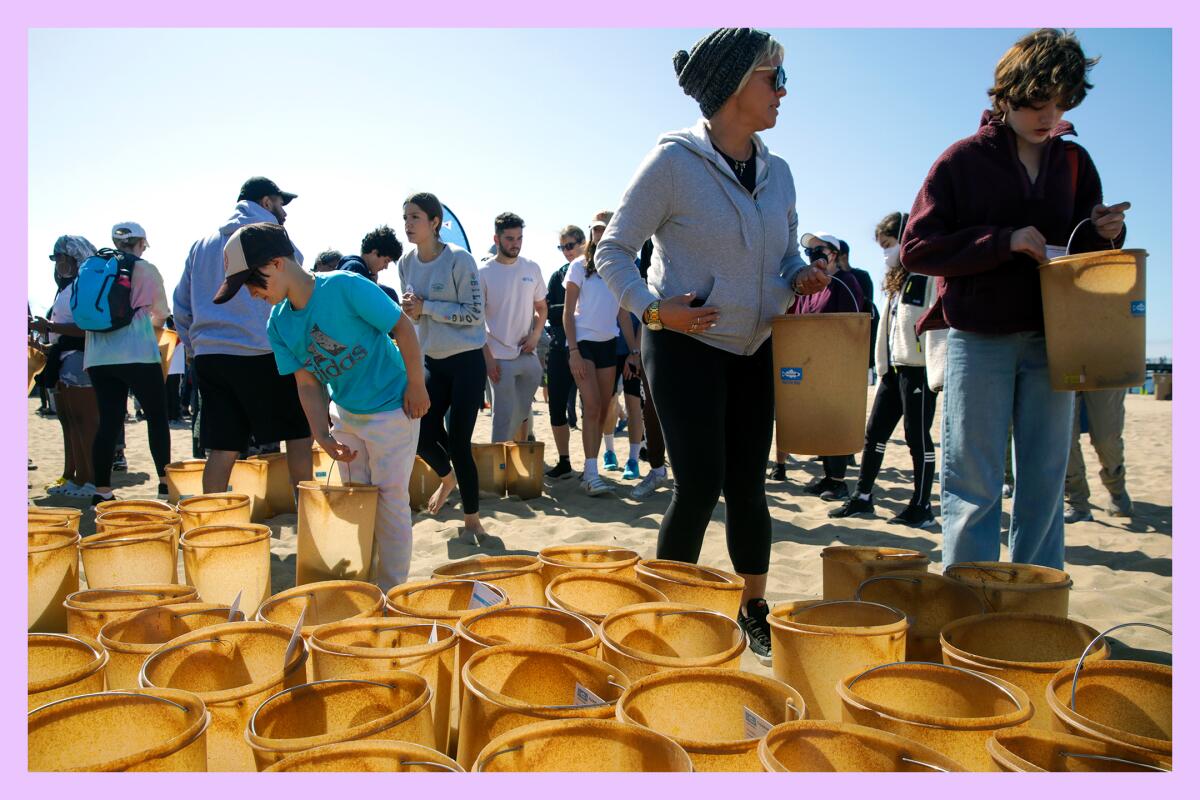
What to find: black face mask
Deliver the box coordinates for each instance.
[54,270,73,291]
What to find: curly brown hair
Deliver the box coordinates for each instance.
[878,211,907,296]
[989,28,1099,113]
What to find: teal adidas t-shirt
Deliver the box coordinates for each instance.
[268,271,407,415]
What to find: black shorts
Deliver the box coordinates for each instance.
[614,354,642,399]
[576,338,618,370]
[194,353,311,452]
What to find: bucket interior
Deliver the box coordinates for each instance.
[780,602,905,629]
[316,620,446,652]
[143,627,298,694]
[183,524,269,549]
[622,672,793,742]
[943,615,1100,662]
[824,547,926,566]
[29,529,77,552]
[28,635,102,686]
[477,720,689,772]
[468,648,620,707]
[252,678,420,740]
[265,741,462,772]
[604,608,739,660]
[857,573,982,638]
[434,556,537,579]
[541,546,638,568]
[390,580,501,615]
[104,605,231,646]
[260,584,383,631]
[990,730,1167,772]
[463,607,596,649]
[846,666,1022,719]
[179,494,250,516]
[68,586,196,612]
[547,576,665,620]
[947,563,1066,587]
[1051,664,1171,741]
[765,725,944,772]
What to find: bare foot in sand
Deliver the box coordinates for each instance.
[463,512,487,540]
[428,472,457,515]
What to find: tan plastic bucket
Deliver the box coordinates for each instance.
[821,546,930,600]
[432,555,544,606]
[312,441,345,486]
[617,667,805,771]
[309,618,458,755]
[457,643,629,768]
[1039,249,1147,391]
[296,480,379,585]
[95,498,176,516]
[95,510,182,535]
[1046,659,1171,760]
[157,327,179,380]
[28,688,209,772]
[600,603,745,682]
[257,581,385,680]
[79,523,177,589]
[65,585,199,640]
[837,661,1034,771]
[940,613,1109,730]
[385,578,511,622]
[165,460,207,504]
[474,718,693,772]
[181,523,272,609]
[29,343,47,393]
[409,456,440,512]
[539,544,641,584]
[505,440,544,499]
[758,720,967,772]
[28,527,80,632]
[230,458,271,522]
[772,313,871,455]
[546,572,668,624]
[988,728,1170,772]
[945,561,1072,616]
[264,740,463,772]
[457,605,600,667]
[471,442,506,496]
[177,493,252,534]
[28,632,108,710]
[139,620,309,772]
[633,560,744,619]
[28,506,82,531]
[249,452,296,516]
[855,571,986,662]
[99,602,243,690]
[246,670,437,770]
[768,600,908,721]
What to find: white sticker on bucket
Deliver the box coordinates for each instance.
[227,589,243,623]
[1045,245,1067,260]
[743,706,774,739]
[284,605,307,669]
[468,581,503,609]
[574,682,606,707]
[428,625,439,644]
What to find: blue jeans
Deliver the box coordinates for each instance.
[941,330,1074,568]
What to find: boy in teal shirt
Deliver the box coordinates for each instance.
[215,222,430,588]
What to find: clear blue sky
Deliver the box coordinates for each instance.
[28,27,1172,358]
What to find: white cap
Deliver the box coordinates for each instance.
[800,231,842,252]
[112,221,148,245]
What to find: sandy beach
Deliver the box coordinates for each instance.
[26,387,1173,671]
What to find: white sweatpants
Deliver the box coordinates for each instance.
[330,403,420,590]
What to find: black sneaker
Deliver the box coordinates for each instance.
[545,460,574,479]
[889,504,938,529]
[738,598,772,664]
[802,476,829,494]
[157,482,169,497]
[829,494,873,518]
[819,481,849,502]
[89,492,115,509]
[112,451,128,472]
[769,462,788,481]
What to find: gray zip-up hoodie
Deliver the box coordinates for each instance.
[173,201,303,357]
[596,120,807,356]
[397,242,486,359]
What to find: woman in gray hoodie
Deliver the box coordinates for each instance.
[597,28,829,662]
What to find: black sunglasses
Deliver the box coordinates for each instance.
[804,246,835,261]
[557,240,583,252]
[755,65,787,92]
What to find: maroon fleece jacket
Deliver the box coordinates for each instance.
[903,111,1126,335]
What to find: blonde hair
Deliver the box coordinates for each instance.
[734,38,785,96]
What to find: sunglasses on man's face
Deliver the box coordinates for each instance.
[754,65,787,92]
[804,246,834,262]
[557,241,583,252]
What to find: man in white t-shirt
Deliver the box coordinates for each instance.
[479,212,548,442]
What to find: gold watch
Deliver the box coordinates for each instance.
[642,300,664,331]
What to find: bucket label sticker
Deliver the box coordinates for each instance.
[180,494,194,500]
[780,367,803,384]
[428,625,439,644]
[284,605,307,668]
[315,470,328,478]
[743,706,774,739]
[468,581,503,609]
[226,484,233,492]
[1064,373,1087,386]
[1131,300,1146,317]
[574,682,606,707]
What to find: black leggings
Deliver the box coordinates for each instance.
[643,329,774,575]
[418,349,487,515]
[89,362,170,487]
[546,345,577,427]
[856,365,937,507]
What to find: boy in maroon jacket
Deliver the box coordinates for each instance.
[902,29,1129,569]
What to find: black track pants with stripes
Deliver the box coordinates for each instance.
[856,365,937,508]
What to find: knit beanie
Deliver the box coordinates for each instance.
[673,28,771,119]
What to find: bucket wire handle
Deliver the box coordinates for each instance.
[785,698,802,722]
[249,678,395,734]
[139,635,232,687]
[1065,217,1117,257]
[376,621,456,639]
[398,761,460,772]
[476,744,523,770]
[462,605,597,635]
[784,600,909,630]
[28,690,190,716]
[899,756,949,773]
[855,575,989,615]
[644,565,736,585]
[1058,751,1167,772]
[611,608,743,654]
[31,631,104,660]
[846,661,1022,710]
[1069,622,1172,711]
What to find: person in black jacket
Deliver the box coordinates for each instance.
[544,225,584,478]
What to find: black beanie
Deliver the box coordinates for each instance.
[673,28,772,119]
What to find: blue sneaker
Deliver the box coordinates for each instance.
[602,450,619,471]
[615,418,628,435]
[622,458,640,480]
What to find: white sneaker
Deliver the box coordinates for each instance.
[581,474,614,497]
[66,482,96,498]
[631,468,669,500]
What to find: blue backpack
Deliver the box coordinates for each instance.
[70,249,137,332]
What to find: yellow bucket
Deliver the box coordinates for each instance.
[945,561,1072,616]
[181,523,272,609]
[249,451,297,516]
[758,720,967,772]
[772,313,871,455]
[95,498,176,516]
[1046,659,1171,760]
[139,620,310,772]
[456,643,629,769]
[177,493,252,535]
[633,560,744,619]
[28,688,209,772]
[296,481,379,585]
[257,580,385,680]
[98,603,243,689]
[505,440,544,499]
[988,728,1170,772]
[28,527,80,632]
[28,632,108,710]
[65,585,199,640]
[821,545,930,600]
[28,343,47,394]
[246,670,437,771]
[431,555,544,606]
[767,600,908,721]
[837,661,1034,771]
[600,602,745,682]
[1039,248,1147,391]
[474,718,693,772]
[79,523,178,589]
[385,578,511,622]
[96,510,182,536]
[538,544,641,583]
[28,506,82,532]
[855,570,986,662]
[940,612,1109,730]
[546,572,668,624]
[165,460,207,504]
[617,667,805,771]
[312,441,345,486]
[457,604,600,667]
[230,458,271,522]
[471,442,507,496]
[409,456,440,512]
[264,740,463,772]
[156,327,179,381]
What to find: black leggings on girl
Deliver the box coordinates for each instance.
[643,329,774,575]
[418,349,487,515]
[89,362,171,487]
[856,365,937,507]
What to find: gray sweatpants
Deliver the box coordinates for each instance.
[1064,389,1127,509]
[490,351,543,442]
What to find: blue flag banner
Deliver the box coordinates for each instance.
[440,204,472,254]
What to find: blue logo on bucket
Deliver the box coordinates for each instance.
[1131,300,1146,317]
[780,367,803,384]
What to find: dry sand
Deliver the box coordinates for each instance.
[26,388,1172,671]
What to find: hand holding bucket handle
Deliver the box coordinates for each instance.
[1068,621,1171,711]
[1062,201,1132,258]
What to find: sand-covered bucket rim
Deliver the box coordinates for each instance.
[98,603,243,654]
[28,507,82,525]
[256,580,386,635]
[1045,659,1172,755]
[939,612,1110,672]
[633,560,744,591]
[262,739,463,772]
[29,527,80,553]
[95,510,182,531]
[177,492,252,514]
[758,720,968,772]
[309,617,458,659]
[78,523,175,551]
[538,544,640,572]
[64,585,198,613]
[181,522,272,548]
[431,555,541,582]
[1039,248,1149,270]
[820,545,930,565]
[544,572,668,622]
[768,599,909,637]
[600,602,745,669]
[472,717,694,772]
[945,561,1073,592]
[385,578,510,619]
[461,643,629,715]
[987,728,1171,772]
[297,480,379,495]
[457,604,600,653]
[28,632,109,695]
[94,498,175,515]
